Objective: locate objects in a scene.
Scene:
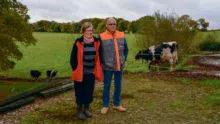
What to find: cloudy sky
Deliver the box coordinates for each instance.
[18,0,220,29]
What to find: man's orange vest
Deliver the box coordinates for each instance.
[100,30,126,71]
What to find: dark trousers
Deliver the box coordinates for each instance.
[74,74,95,104]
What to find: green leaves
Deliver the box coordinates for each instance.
[0,0,36,70]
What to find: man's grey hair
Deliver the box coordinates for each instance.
[106,17,116,25]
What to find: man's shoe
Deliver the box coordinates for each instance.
[101,107,109,114]
[113,106,126,112]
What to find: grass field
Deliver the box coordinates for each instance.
[0,32,148,78]
[1,31,220,78]
[0,32,77,78]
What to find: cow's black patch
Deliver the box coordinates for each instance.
[30,70,41,79]
[46,70,58,79]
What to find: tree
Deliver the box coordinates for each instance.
[197,18,209,31]
[49,22,61,32]
[61,22,72,33]
[96,19,107,33]
[71,22,81,33]
[135,15,156,49]
[91,18,103,31]
[0,0,36,70]
[117,19,129,32]
[177,15,198,31]
[135,12,202,58]
[127,21,138,33]
[34,20,48,32]
[117,20,126,31]
[79,18,103,31]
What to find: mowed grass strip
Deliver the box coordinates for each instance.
[17,74,219,124]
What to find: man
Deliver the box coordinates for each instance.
[99,17,129,114]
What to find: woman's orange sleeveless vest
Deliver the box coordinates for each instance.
[71,41,103,82]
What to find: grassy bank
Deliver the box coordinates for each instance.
[0,81,45,100]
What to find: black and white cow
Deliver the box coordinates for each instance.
[46,70,58,79]
[135,41,178,71]
[30,70,41,80]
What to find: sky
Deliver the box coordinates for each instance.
[18,0,220,30]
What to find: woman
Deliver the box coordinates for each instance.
[70,22,103,120]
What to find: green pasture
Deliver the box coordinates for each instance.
[0,32,148,78]
[0,32,77,78]
[1,31,220,78]
[204,31,220,38]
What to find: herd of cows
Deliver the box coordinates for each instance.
[29,41,178,80]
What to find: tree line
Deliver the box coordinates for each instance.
[31,15,209,33]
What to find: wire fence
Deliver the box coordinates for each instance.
[137,53,219,56]
[132,53,220,72]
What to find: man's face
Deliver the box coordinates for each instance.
[106,19,117,33]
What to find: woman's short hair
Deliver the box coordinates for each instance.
[81,22,94,33]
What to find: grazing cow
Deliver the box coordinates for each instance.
[135,41,178,71]
[30,70,41,80]
[46,70,58,79]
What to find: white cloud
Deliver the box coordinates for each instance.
[18,0,220,29]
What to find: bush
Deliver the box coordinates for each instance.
[135,12,203,59]
[199,33,220,51]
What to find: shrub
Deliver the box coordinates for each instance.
[199,32,220,51]
[135,12,203,59]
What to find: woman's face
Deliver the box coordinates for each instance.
[84,26,93,38]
